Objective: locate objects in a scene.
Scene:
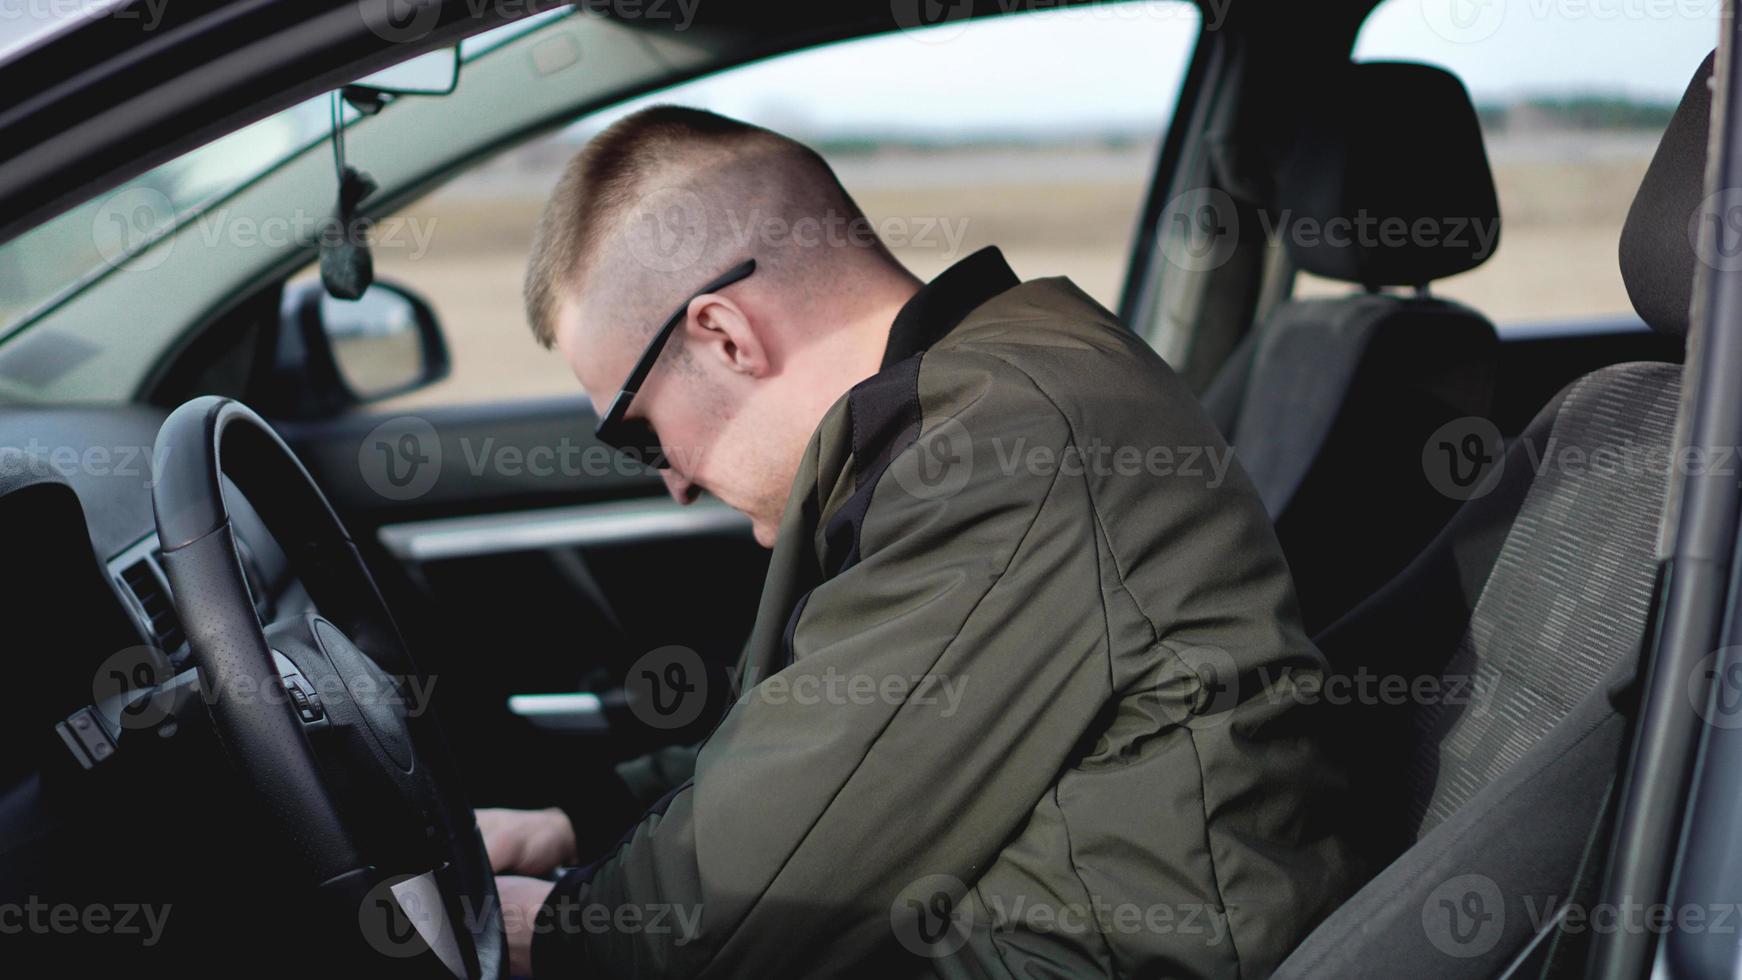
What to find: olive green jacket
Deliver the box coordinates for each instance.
[535,248,1355,978]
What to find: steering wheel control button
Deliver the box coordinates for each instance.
[287,685,326,724]
[271,649,331,726]
[277,668,329,726]
[55,707,119,770]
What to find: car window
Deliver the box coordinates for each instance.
[1291,0,1724,330]
[0,97,335,340]
[367,1,1200,410]
[0,15,566,347]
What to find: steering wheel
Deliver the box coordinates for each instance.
[151,396,503,979]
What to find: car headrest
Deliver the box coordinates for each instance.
[1275,62,1500,289]
[1620,51,1716,338]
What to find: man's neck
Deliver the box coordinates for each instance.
[772,280,913,461]
[800,272,921,405]
[853,277,923,373]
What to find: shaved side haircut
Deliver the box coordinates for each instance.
[524,105,900,350]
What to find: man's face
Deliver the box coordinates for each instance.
[553,297,797,549]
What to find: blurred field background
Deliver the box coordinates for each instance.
[372,115,1664,409]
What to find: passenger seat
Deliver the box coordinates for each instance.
[1273,50,1712,978]
[1202,62,1503,633]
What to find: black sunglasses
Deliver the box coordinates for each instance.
[594,258,757,469]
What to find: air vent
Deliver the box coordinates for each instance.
[118,554,186,657]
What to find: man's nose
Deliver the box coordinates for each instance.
[661,468,699,505]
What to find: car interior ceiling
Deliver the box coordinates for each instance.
[0,1,1723,975]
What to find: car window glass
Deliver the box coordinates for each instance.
[0,98,334,340]
[0,14,560,345]
[367,1,1200,410]
[1294,0,1724,331]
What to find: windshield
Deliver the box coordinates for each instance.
[0,97,336,339]
[0,9,567,343]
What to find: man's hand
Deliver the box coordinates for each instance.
[497,874,556,977]
[477,807,577,876]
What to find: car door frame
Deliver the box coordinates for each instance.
[1590,11,1742,978]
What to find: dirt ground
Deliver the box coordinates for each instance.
[368,135,1656,410]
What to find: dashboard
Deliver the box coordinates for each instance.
[0,404,309,789]
[0,408,348,972]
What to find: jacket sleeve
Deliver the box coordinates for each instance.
[532,359,1125,978]
[556,744,701,863]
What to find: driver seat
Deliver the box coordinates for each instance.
[1273,52,1710,976]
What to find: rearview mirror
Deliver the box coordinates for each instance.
[267,278,450,417]
[348,47,460,97]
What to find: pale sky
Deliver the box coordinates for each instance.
[1355,0,1724,99]
[627,4,1205,137]
[581,0,1725,140]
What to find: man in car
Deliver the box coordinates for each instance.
[489,105,1355,978]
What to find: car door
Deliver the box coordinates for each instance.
[269,2,1208,807]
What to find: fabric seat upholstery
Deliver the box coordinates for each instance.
[1204,62,1504,633]
[1273,51,1713,978]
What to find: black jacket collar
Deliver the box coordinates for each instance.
[881,246,1020,369]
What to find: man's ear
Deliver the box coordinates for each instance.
[683,292,770,378]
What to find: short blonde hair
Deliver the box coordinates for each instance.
[523,106,874,349]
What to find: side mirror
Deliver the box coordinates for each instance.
[266,278,450,417]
